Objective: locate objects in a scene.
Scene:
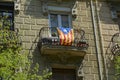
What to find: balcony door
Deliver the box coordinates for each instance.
[49,14,72,37]
[52,68,76,80]
[49,14,71,28]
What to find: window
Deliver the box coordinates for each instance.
[49,14,71,28]
[0,2,14,30]
[49,13,72,36]
[52,68,76,80]
[117,11,120,30]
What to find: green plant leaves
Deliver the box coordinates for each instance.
[0,15,51,80]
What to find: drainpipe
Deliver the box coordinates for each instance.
[90,0,103,80]
[94,0,108,80]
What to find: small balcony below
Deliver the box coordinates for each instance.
[39,27,89,57]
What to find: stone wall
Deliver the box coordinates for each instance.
[14,0,118,80]
[76,1,100,80]
[15,0,49,72]
[97,2,119,80]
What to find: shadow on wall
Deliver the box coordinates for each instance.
[28,30,48,75]
[104,34,116,80]
[98,1,120,25]
[24,0,47,19]
[23,0,50,75]
[97,2,116,24]
[98,2,118,80]
[22,0,79,76]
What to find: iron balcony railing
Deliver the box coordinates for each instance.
[39,27,89,50]
[111,32,120,56]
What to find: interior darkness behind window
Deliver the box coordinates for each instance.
[0,2,14,30]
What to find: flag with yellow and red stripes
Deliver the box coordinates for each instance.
[57,27,74,46]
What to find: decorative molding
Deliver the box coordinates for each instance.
[72,1,78,17]
[77,63,84,79]
[42,4,71,15]
[48,6,71,12]
[42,0,78,17]
[14,0,20,14]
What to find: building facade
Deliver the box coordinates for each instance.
[0,0,120,80]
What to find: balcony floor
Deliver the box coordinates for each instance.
[40,44,87,57]
[39,27,89,57]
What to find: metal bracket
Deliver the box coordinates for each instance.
[77,63,84,79]
[72,1,78,18]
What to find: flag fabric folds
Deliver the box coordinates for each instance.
[57,27,74,46]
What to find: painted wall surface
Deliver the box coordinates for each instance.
[14,0,119,80]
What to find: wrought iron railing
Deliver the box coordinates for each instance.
[111,32,120,56]
[39,27,89,50]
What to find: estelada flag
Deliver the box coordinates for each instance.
[57,27,74,46]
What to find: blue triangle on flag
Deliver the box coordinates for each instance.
[59,27,72,34]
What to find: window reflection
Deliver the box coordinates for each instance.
[50,14,58,28]
[0,12,13,30]
[61,15,69,28]
[49,14,71,37]
[50,14,58,36]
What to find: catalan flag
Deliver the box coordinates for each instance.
[57,27,74,46]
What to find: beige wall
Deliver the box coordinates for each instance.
[96,2,119,80]
[14,0,118,80]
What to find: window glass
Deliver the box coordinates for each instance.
[61,15,69,28]
[49,14,71,28]
[2,12,13,30]
[50,14,58,36]
[50,14,58,27]
[49,14,71,37]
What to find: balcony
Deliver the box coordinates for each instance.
[111,32,120,56]
[39,27,89,57]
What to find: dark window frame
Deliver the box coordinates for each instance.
[52,68,76,80]
[117,11,120,30]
